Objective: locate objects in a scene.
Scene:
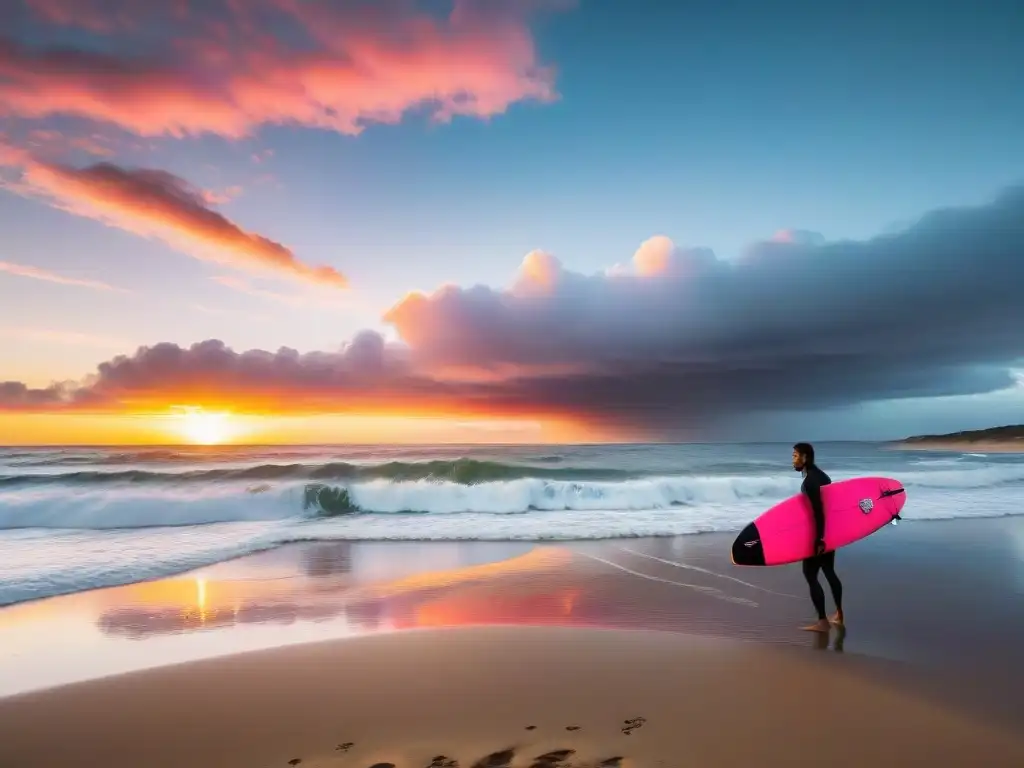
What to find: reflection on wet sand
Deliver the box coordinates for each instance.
[84,537,842,657]
[98,598,347,640]
[810,624,845,653]
[92,547,597,640]
[95,545,582,639]
[3,517,1024,704]
[301,542,353,578]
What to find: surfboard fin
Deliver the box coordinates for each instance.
[891,513,902,526]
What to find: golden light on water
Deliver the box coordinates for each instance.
[195,578,207,624]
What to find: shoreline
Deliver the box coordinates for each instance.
[2,626,1023,767]
[3,516,1024,695]
[6,513,1024,611]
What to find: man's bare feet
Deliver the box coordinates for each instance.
[801,619,831,633]
[830,611,844,627]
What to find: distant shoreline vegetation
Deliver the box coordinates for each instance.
[889,424,1024,452]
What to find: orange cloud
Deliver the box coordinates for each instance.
[0,335,578,425]
[1,150,347,288]
[0,260,124,292]
[3,0,560,138]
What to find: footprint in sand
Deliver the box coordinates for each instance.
[471,749,516,768]
[336,742,355,753]
[367,763,396,768]
[525,725,537,731]
[530,748,575,768]
[427,755,458,768]
[288,760,302,766]
[565,725,581,732]
[621,717,646,736]
[595,758,624,768]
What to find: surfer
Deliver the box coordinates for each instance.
[792,442,844,632]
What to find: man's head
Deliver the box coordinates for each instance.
[792,442,815,472]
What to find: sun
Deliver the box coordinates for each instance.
[176,408,233,445]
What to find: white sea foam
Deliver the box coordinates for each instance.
[0,475,803,530]
[2,446,1022,606]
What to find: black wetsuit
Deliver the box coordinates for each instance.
[801,463,843,620]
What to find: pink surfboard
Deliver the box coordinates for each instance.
[730,476,906,566]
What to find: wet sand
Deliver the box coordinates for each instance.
[1,516,1023,766]
[2,626,1023,767]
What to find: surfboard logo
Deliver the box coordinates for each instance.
[744,539,760,548]
[858,498,874,514]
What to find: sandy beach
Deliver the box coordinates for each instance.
[4,626,1024,768]
[2,516,1023,767]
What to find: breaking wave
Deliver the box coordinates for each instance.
[2,456,1024,531]
[0,458,635,488]
[2,444,1024,606]
[0,474,801,530]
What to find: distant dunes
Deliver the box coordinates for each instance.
[890,424,1024,451]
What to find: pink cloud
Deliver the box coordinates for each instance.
[69,136,116,158]
[1,149,347,288]
[25,129,116,158]
[250,148,274,165]
[23,0,136,32]
[0,259,125,292]
[202,185,244,205]
[2,0,560,139]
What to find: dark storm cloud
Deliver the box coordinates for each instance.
[2,188,1023,435]
[384,186,1024,430]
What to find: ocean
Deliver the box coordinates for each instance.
[2,442,1023,607]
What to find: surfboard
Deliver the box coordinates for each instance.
[730,476,906,566]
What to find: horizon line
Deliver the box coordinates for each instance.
[0,439,893,449]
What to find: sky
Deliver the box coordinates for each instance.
[1,0,1023,445]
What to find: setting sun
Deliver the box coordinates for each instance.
[176,409,233,445]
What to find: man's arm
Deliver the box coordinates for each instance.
[803,477,826,547]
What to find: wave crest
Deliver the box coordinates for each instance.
[0,474,801,530]
[0,458,635,488]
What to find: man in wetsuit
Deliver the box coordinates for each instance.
[792,442,844,632]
